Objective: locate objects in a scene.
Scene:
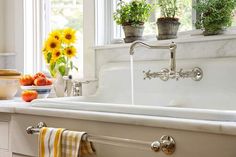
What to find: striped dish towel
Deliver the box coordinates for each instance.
[61,131,95,157]
[39,127,65,157]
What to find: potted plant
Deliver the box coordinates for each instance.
[156,0,180,40]
[194,0,236,36]
[113,0,153,43]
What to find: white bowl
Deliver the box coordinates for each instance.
[0,78,19,99]
[21,85,53,99]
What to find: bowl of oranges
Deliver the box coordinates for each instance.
[20,72,53,102]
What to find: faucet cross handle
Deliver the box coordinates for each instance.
[143,70,152,80]
[177,67,203,81]
[143,69,170,81]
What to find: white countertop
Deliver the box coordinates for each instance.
[0,99,27,113]
[0,99,236,136]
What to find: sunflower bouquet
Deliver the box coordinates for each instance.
[43,28,78,77]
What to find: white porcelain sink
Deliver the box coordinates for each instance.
[32,57,236,122]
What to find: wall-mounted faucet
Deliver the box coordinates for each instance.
[129,41,203,81]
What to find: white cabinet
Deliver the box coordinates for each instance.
[0,150,10,157]
[0,122,9,150]
[0,122,10,157]
[0,114,11,157]
[10,114,236,157]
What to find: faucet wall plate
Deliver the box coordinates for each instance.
[192,67,203,81]
[143,67,203,81]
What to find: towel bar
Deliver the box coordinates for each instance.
[26,122,175,155]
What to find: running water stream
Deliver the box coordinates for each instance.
[130,55,134,105]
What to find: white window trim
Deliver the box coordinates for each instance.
[95,0,114,45]
[23,0,46,74]
[83,0,96,78]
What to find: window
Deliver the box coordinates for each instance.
[97,0,236,45]
[44,0,83,77]
[23,0,84,76]
[106,0,194,42]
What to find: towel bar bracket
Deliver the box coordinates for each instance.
[26,122,47,134]
[26,122,176,155]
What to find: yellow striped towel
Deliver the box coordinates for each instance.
[61,131,95,157]
[39,127,65,157]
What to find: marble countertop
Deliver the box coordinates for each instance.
[0,99,236,136]
[0,98,28,113]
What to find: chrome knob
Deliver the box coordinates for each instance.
[151,141,161,152]
[159,68,170,81]
[160,135,176,155]
[36,122,47,128]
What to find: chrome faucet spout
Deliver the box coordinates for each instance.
[129,41,171,55]
[129,41,177,72]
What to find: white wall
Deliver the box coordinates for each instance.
[83,0,96,79]
[0,0,6,52]
[5,0,16,53]
[12,0,24,72]
[0,0,24,71]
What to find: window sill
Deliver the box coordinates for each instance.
[94,29,236,50]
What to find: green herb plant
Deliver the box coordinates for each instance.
[113,0,153,26]
[158,0,178,19]
[194,0,236,35]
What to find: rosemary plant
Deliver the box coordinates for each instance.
[194,0,236,35]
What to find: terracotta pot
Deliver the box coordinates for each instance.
[156,18,180,40]
[123,25,144,43]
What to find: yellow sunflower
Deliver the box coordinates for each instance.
[50,29,62,41]
[52,49,62,61]
[45,37,61,52]
[62,28,76,44]
[64,46,77,58]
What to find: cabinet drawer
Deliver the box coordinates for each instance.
[0,122,9,150]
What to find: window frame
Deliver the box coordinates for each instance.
[95,0,114,45]
[23,0,45,74]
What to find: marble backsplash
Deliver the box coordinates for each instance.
[94,37,236,77]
